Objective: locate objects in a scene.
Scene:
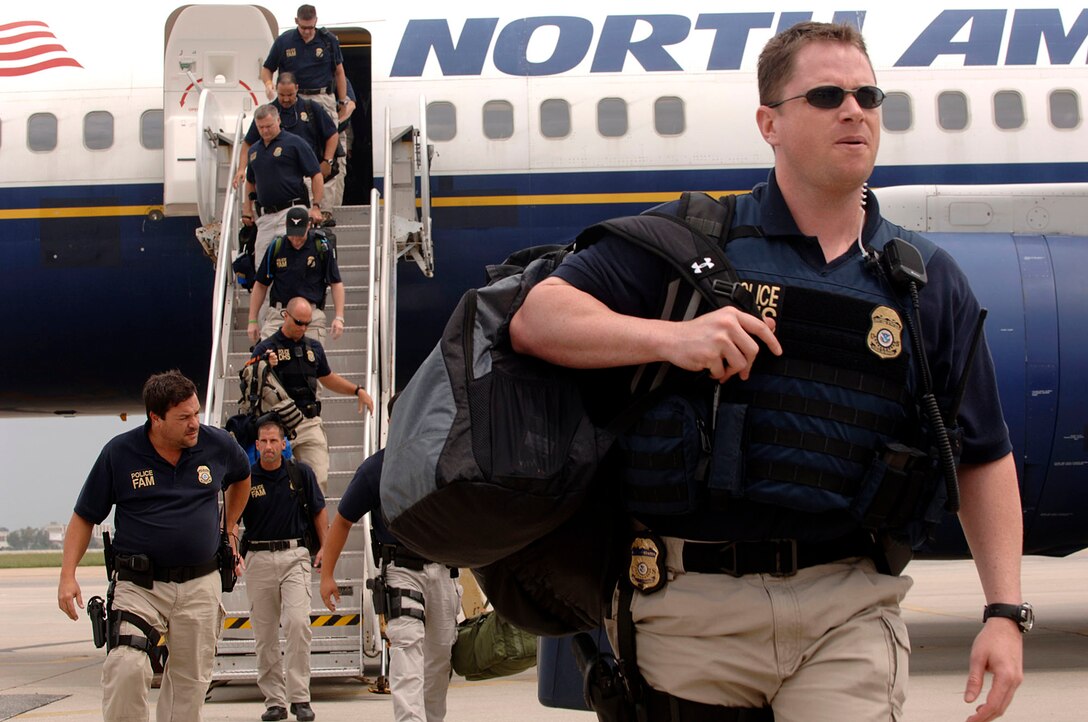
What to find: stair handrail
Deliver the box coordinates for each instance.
[203,109,247,425]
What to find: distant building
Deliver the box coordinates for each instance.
[0,529,9,550]
[46,521,66,548]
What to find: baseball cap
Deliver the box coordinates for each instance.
[285,207,309,237]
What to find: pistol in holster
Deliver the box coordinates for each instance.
[87,595,108,649]
[218,530,238,593]
[571,632,642,722]
[366,576,388,616]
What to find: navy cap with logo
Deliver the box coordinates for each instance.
[285,207,310,237]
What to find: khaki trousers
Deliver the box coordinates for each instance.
[385,562,461,722]
[610,551,913,722]
[245,546,314,708]
[102,571,223,722]
[304,92,344,208]
[290,416,329,493]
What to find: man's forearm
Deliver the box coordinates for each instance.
[61,512,94,580]
[225,478,252,527]
[957,453,1023,603]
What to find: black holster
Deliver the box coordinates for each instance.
[87,595,108,648]
[218,530,238,593]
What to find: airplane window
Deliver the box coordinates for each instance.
[937,91,969,131]
[654,97,685,136]
[84,111,114,151]
[881,92,912,132]
[993,91,1025,130]
[598,98,627,138]
[540,99,570,139]
[140,110,164,150]
[427,101,456,142]
[483,100,514,140]
[28,113,57,152]
[1049,90,1080,130]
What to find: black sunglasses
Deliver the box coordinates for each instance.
[766,85,885,110]
[284,311,312,327]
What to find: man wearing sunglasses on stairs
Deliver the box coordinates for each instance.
[252,297,374,492]
[511,21,1024,722]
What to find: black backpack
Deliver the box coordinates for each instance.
[380,193,754,633]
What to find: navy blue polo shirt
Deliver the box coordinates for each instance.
[553,174,1011,540]
[246,131,321,207]
[245,97,336,163]
[241,459,325,542]
[264,28,343,91]
[554,173,1010,466]
[339,449,397,545]
[255,230,342,307]
[74,422,250,567]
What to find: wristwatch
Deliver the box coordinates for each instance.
[982,602,1034,633]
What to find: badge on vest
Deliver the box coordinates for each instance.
[306,349,316,363]
[300,111,309,122]
[629,533,667,593]
[867,305,903,359]
[197,465,212,485]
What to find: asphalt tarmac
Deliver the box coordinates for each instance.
[2,551,1085,721]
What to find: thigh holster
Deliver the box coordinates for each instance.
[107,609,168,674]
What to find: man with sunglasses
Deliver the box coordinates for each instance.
[247,207,345,345]
[511,21,1023,722]
[261,5,349,209]
[234,73,339,206]
[252,297,374,491]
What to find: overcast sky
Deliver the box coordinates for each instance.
[0,416,138,530]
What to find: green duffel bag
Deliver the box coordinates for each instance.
[451,610,538,681]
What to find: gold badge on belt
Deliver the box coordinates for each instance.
[629,533,667,594]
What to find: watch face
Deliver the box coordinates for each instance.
[1020,602,1035,632]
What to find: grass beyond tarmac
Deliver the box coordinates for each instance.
[0,550,105,569]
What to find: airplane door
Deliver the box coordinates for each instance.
[162,4,277,218]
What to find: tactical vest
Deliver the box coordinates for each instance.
[271,338,321,417]
[617,194,948,541]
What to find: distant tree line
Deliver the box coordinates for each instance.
[6,527,52,550]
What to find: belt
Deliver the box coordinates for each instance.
[248,538,305,552]
[299,87,329,95]
[679,532,875,577]
[151,559,219,584]
[260,199,305,215]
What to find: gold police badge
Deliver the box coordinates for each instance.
[307,255,316,268]
[300,111,309,122]
[306,349,316,363]
[315,47,324,58]
[867,305,903,359]
[629,533,667,593]
[249,151,257,162]
[273,147,283,157]
[197,465,213,485]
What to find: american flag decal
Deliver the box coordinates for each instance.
[0,20,83,77]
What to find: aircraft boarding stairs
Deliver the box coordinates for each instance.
[191,92,435,683]
[212,205,379,683]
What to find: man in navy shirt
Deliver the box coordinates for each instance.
[252,297,373,491]
[241,417,327,722]
[511,21,1024,722]
[247,207,346,344]
[234,72,339,200]
[261,4,349,208]
[57,370,251,722]
[243,104,325,271]
[321,447,460,722]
